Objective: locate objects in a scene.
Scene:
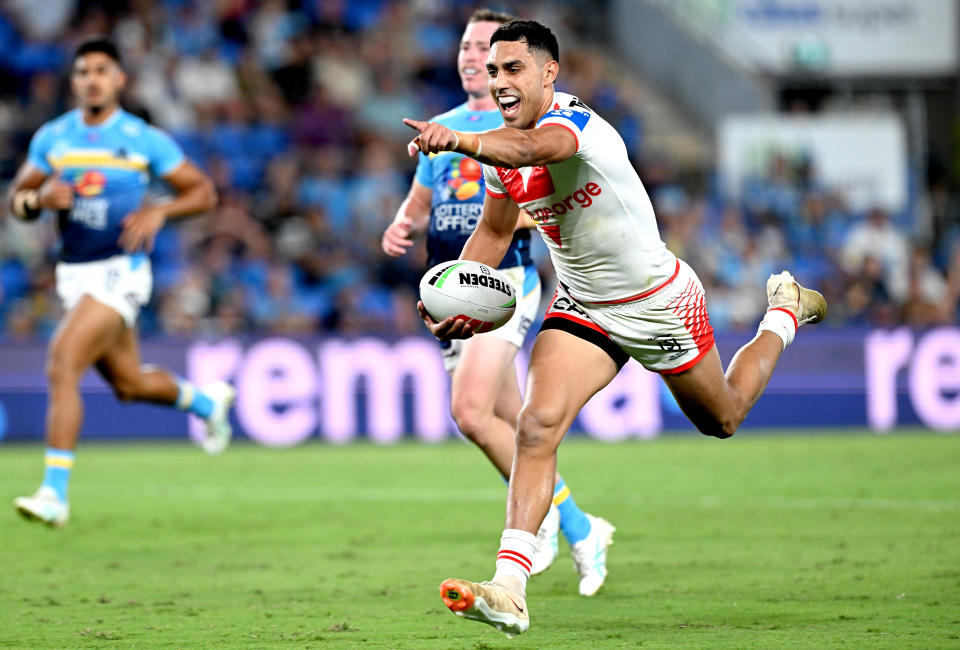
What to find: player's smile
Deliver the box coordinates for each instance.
[461,66,481,78]
[497,93,521,117]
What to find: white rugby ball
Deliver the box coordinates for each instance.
[419,260,517,333]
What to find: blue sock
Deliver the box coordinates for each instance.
[176,380,214,419]
[42,448,74,502]
[554,478,592,544]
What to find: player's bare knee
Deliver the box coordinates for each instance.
[516,406,564,455]
[450,397,489,443]
[452,407,489,444]
[110,378,139,402]
[694,415,739,439]
[45,354,80,388]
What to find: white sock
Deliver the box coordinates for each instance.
[492,529,537,593]
[758,308,797,350]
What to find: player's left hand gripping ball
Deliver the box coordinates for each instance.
[419,260,517,338]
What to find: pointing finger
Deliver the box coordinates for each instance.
[402,118,427,132]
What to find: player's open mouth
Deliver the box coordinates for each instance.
[499,96,520,116]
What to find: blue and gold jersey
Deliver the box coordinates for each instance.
[414,104,530,268]
[27,108,185,263]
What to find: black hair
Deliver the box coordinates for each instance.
[74,35,122,67]
[490,19,559,63]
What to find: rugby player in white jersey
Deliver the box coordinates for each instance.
[404,19,826,636]
[383,9,613,593]
[7,37,233,528]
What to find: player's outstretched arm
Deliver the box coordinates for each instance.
[403,119,577,170]
[119,160,216,253]
[383,180,431,257]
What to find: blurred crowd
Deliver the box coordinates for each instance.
[0,0,957,343]
[646,151,960,331]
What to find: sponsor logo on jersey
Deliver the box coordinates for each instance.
[74,169,106,197]
[432,202,481,233]
[530,181,602,220]
[71,197,109,229]
[524,182,604,248]
[442,156,483,201]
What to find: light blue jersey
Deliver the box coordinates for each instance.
[414,103,531,268]
[27,108,184,263]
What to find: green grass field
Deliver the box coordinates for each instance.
[1,430,959,649]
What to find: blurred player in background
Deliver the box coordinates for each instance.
[406,19,827,635]
[7,36,234,528]
[382,9,613,593]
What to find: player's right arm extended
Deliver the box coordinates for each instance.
[383,180,432,257]
[6,163,72,220]
[404,118,577,169]
[459,193,519,267]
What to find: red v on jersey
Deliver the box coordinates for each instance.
[495,165,564,248]
[496,166,555,204]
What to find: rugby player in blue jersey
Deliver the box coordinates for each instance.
[382,9,613,595]
[7,37,234,527]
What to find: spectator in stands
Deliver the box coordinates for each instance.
[841,207,910,305]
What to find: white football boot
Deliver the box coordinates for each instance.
[766,271,827,326]
[14,486,69,528]
[200,381,236,455]
[530,504,559,575]
[440,578,530,637]
[570,514,616,596]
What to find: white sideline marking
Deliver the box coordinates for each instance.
[92,485,960,512]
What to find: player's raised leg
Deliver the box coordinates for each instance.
[662,271,826,439]
[14,296,123,526]
[95,326,235,455]
[440,328,620,634]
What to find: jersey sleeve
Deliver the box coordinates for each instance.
[482,163,508,199]
[536,107,592,154]
[413,151,433,188]
[26,124,53,174]
[144,125,186,177]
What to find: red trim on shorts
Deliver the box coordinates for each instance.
[658,267,715,374]
[768,307,799,330]
[585,260,681,305]
[486,187,508,199]
[540,121,580,152]
[544,311,610,336]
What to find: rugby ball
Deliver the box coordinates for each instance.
[419,260,516,333]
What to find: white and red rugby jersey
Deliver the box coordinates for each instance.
[483,91,677,304]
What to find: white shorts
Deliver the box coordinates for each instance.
[442,264,541,372]
[56,254,153,328]
[540,259,714,374]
